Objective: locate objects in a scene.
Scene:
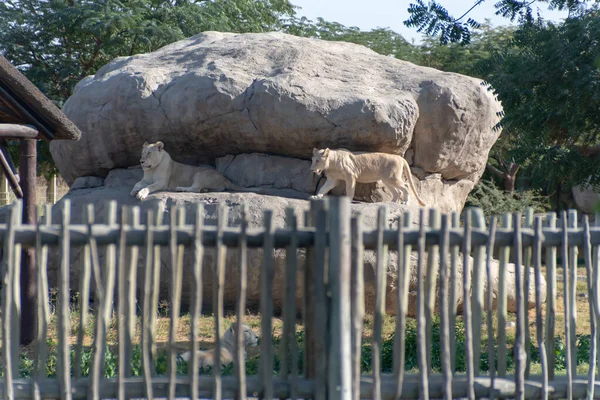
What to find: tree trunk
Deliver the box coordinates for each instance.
[486,161,520,194]
[503,174,516,193]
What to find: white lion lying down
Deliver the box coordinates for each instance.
[310,147,426,206]
[130,141,262,201]
[179,323,260,370]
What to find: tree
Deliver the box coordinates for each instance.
[0,0,296,103]
[404,0,589,44]
[475,9,600,197]
[417,21,515,75]
[414,23,525,193]
[0,0,296,175]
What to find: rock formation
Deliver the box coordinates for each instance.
[50,31,502,214]
[34,31,535,316]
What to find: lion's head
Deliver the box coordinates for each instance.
[223,323,260,350]
[139,141,166,169]
[311,148,331,175]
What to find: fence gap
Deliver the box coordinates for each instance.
[514,211,525,400]
[534,215,549,400]
[449,212,459,373]
[544,212,557,380]
[425,208,440,374]
[595,211,600,380]
[470,208,486,377]
[394,211,411,400]
[497,212,512,377]
[213,204,228,400]
[462,209,475,400]
[259,209,275,399]
[584,216,597,400]
[372,206,388,400]
[562,210,573,400]
[567,209,578,381]
[88,201,117,400]
[417,208,429,400]
[57,199,72,400]
[523,208,534,378]
[127,206,141,380]
[118,205,129,400]
[168,206,185,400]
[33,204,52,400]
[74,204,91,381]
[486,216,497,399]
[351,211,364,400]
[142,207,157,400]
[282,207,299,400]
[439,213,452,400]
[188,204,205,399]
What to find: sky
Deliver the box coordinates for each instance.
[289,0,571,43]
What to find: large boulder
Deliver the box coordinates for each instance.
[50,31,502,213]
[0,169,542,317]
[572,183,600,214]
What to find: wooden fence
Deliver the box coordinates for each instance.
[0,196,599,399]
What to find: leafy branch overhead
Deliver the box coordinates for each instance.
[404,0,588,44]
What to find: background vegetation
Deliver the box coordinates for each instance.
[1,0,599,213]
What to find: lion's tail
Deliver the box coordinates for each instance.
[403,165,426,207]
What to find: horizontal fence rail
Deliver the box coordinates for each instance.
[0,198,598,400]
[2,223,600,248]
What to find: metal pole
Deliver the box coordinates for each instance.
[19,138,37,345]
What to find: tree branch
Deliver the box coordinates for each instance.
[508,162,520,176]
[456,0,486,22]
[578,144,600,156]
[486,162,504,178]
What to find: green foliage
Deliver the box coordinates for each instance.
[0,0,296,103]
[0,0,296,176]
[417,22,515,77]
[466,179,551,217]
[4,322,597,380]
[404,0,590,45]
[476,8,600,193]
[283,16,420,63]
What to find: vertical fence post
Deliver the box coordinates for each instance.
[305,198,329,399]
[470,208,486,377]
[328,196,352,400]
[351,212,364,400]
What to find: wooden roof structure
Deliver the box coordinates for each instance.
[0,54,81,346]
[0,55,81,141]
[0,55,81,198]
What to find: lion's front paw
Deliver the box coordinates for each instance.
[310,194,324,200]
[136,188,150,201]
[130,188,139,197]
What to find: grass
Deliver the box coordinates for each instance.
[1,266,595,381]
